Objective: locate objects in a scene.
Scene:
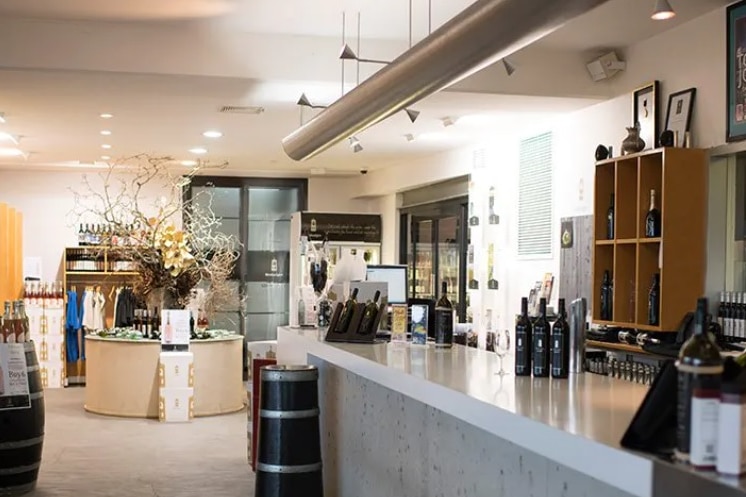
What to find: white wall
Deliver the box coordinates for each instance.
[307,177,372,213]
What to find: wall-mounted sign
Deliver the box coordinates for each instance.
[246,251,290,283]
[300,212,382,243]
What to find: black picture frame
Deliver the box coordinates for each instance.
[727,1,746,142]
[632,81,660,150]
[664,88,696,145]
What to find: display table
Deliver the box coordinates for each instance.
[277,326,746,497]
[85,335,245,418]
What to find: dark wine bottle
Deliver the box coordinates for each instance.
[515,297,533,376]
[551,298,570,379]
[358,290,381,335]
[645,189,661,237]
[133,309,141,333]
[647,273,660,326]
[606,193,615,240]
[434,281,454,348]
[153,306,160,334]
[600,270,613,321]
[468,202,480,227]
[488,186,499,225]
[676,297,723,469]
[532,298,550,377]
[717,292,725,337]
[334,288,359,333]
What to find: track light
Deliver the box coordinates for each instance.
[502,58,516,76]
[405,108,420,123]
[404,133,416,142]
[352,143,363,153]
[296,93,328,110]
[339,43,391,65]
[349,136,361,147]
[651,0,675,20]
[441,116,456,127]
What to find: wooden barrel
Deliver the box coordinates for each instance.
[0,342,45,496]
[255,365,322,497]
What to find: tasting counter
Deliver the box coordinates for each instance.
[277,326,746,497]
[84,335,245,418]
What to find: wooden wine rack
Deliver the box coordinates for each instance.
[592,148,706,332]
[0,203,23,303]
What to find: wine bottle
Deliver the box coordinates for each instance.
[468,202,480,227]
[189,310,195,338]
[144,309,152,338]
[551,298,570,379]
[153,307,160,334]
[3,302,14,344]
[18,301,29,343]
[645,189,661,237]
[358,290,381,335]
[164,311,174,344]
[737,293,744,340]
[606,193,615,240]
[532,298,550,377]
[600,270,613,321]
[718,292,725,337]
[676,297,723,468]
[133,309,141,333]
[725,292,734,340]
[515,297,533,376]
[487,243,498,290]
[334,288,359,333]
[78,224,86,246]
[488,186,499,225]
[434,281,454,348]
[648,273,660,326]
[197,309,209,331]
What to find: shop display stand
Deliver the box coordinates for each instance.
[324,302,384,344]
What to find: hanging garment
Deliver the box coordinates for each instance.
[115,287,136,328]
[65,290,80,362]
[91,290,105,331]
[81,290,94,330]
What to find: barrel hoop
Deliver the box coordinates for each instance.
[26,365,39,373]
[0,436,44,450]
[0,481,35,495]
[0,462,40,475]
[29,392,43,400]
[261,370,318,382]
[256,462,321,474]
[259,408,319,419]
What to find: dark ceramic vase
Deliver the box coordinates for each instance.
[621,123,645,155]
[595,145,609,161]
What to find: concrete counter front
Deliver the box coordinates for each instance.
[277,326,746,497]
[85,335,245,418]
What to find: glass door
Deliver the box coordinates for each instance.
[437,216,462,314]
[412,219,435,300]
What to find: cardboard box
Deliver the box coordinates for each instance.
[159,352,194,389]
[159,387,194,423]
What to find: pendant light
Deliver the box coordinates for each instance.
[651,0,675,20]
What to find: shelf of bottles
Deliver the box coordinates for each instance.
[65,248,137,274]
[22,281,66,388]
[592,148,706,332]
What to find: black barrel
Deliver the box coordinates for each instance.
[255,365,323,497]
[0,342,45,496]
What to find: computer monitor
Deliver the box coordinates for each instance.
[366,265,408,304]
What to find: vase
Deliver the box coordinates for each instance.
[621,123,645,155]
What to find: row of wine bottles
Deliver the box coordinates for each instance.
[514,297,570,378]
[23,281,64,308]
[77,223,145,247]
[717,291,746,341]
[125,308,208,339]
[598,270,660,326]
[65,249,136,273]
[605,189,661,239]
[0,301,30,343]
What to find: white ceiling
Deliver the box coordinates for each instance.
[0,0,733,173]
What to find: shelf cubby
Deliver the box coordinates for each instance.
[592,148,706,332]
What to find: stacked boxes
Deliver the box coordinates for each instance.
[27,298,65,388]
[158,352,194,422]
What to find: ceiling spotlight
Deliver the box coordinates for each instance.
[100,113,113,119]
[441,116,457,127]
[203,130,223,138]
[502,58,516,76]
[296,93,327,110]
[100,130,112,136]
[189,147,207,155]
[181,160,198,167]
[101,144,112,149]
[349,136,361,147]
[0,147,25,157]
[651,0,675,20]
[101,155,111,160]
[405,108,420,123]
[352,143,363,153]
[404,133,416,142]
[338,43,391,65]
[0,132,18,144]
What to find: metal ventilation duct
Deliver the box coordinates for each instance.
[282,0,611,161]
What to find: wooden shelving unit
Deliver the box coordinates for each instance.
[0,203,23,303]
[592,148,706,332]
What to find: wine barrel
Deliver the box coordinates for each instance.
[0,342,45,496]
[255,365,323,497]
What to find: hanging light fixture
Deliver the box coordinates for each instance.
[651,0,675,20]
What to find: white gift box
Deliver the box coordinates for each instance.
[159,352,194,389]
[159,387,194,423]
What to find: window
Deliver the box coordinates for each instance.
[518,132,553,257]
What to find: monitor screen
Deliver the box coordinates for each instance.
[366,265,408,304]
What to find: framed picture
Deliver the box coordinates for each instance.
[664,88,696,145]
[633,81,660,150]
[727,1,746,142]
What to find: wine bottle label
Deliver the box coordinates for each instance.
[551,334,564,377]
[515,330,530,375]
[690,394,720,469]
[676,366,722,460]
[434,307,453,346]
[533,333,548,376]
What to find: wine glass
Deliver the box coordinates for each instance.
[494,329,511,376]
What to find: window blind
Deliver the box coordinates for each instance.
[518,132,553,257]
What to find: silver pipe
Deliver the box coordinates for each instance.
[282,0,610,161]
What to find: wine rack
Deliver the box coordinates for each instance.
[592,148,706,332]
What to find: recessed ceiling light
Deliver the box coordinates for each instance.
[202,130,223,138]
[100,130,112,136]
[0,148,25,157]
[101,144,112,149]
[181,160,198,167]
[189,147,207,155]
[101,155,111,160]
[100,113,113,119]
[0,132,18,144]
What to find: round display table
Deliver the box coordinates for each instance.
[84,335,244,418]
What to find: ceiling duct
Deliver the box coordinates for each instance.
[282,0,611,161]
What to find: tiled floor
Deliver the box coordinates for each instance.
[27,388,254,497]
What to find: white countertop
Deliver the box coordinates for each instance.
[277,326,746,497]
